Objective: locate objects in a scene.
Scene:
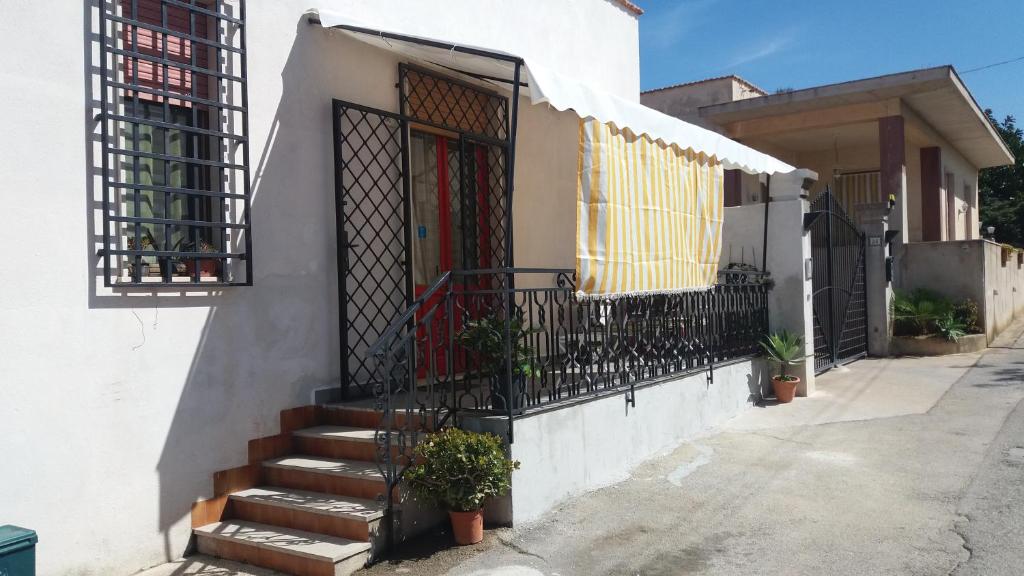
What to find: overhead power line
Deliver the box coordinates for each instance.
[962,55,1024,74]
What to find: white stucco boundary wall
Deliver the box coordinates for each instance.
[466,359,765,525]
[901,239,1024,344]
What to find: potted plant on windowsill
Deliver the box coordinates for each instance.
[126,235,155,277]
[406,428,519,545]
[180,239,219,278]
[456,315,540,413]
[761,330,805,403]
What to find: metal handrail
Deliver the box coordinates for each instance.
[365,271,452,358]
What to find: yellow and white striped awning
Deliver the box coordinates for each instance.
[577,119,724,298]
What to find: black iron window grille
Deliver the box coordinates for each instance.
[399,65,509,143]
[97,0,252,286]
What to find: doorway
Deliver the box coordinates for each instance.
[333,65,513,399]
[410,130,494,376]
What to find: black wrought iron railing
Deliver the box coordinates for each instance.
[364,267,769,549]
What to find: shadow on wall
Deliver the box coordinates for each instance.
[84,6,342,562]
[746,360,770,404]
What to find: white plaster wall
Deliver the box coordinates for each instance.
[507,359,764,524]
[0,2,638,574]
[720,204,765,269]
[512,102,580,278]
[980,241,1024,340]
[904,109,981,241]
[942,147,980,241]
[314,0,641,101]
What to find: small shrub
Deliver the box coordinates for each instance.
[405,428,519,512]
[952,299,981,334]
[892,289,953,336]
[936,312,967,342]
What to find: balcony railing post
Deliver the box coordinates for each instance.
[503,269,515,443]
[446,278,455,428]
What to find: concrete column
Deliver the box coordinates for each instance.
[767,169,818,397]
[857,203,893,356]
[920,147,942,242]
[879,115,907,286]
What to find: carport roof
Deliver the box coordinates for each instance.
[700,66,1014,169]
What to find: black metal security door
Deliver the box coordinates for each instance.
[810,188,868,373]
[333,66,515,400]
[333,100,410,399]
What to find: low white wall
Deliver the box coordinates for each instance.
[980,241,1024,340]
[505,359,764,524]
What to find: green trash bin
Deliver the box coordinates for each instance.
[0,525,37,576]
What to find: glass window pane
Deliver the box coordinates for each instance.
[411,132,441,287]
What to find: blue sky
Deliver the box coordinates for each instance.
[639,0,1024,121]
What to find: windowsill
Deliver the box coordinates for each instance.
[115,275,224,284]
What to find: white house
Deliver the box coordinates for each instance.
[0,2,814,575]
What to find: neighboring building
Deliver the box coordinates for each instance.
[1,2,815,576]
[643,67,1014,243]
[641,75,766,130]
[645,67,1024,345]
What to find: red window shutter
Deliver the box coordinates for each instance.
[121,0,211,105]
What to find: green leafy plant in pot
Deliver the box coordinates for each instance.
[406,428,520,545]
[761,330,805,403]
[456,315,540,413]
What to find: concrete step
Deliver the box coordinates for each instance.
[293,426,418,462]
[194,520,370,576]
[230,487,383,544]
[320,405,437,431]
[262,456,388,501]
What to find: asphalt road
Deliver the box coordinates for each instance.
[360,322,1024,576]
[951,355,1024,576]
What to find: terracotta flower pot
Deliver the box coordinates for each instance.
[184,259,219,278]
[772,376,800,403]
[449,509,484,545]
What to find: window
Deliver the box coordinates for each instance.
[944,172,955,240]
[964,183,974,240]
[98,0,251,286]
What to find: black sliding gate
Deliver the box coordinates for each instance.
[809,189,868,373]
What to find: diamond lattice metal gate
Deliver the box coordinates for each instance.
[810,188,869,373]
[333,100,410,399]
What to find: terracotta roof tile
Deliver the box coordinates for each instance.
[614,0,644,16]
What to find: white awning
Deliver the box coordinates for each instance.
[309,8,795,175]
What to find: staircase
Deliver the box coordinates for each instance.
[190,405,437,576]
